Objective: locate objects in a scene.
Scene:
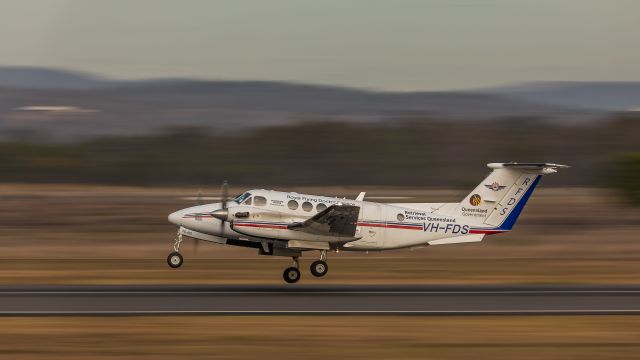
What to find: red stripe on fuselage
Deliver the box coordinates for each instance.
[357,222,422,230]
[234,223,288,229]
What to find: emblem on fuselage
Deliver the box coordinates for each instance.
[484,182,506,192]
[469,194,482,206]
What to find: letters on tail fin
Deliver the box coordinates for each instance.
[453,162,568,233]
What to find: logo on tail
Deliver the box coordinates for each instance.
[485,182,507,192]
[469,194,482,206]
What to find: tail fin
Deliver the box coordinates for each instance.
[453,163,568,232]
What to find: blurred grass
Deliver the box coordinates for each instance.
[1,258,640,285]
[1,316,640,359]
[0,184,639,285]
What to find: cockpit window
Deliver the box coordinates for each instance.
[244,197,252,205]
[233,192,252,204]
[254,196,267,206]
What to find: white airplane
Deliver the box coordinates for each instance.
[167,162,568,283]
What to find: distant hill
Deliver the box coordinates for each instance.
[0,67,114,89]
[0,67,609,142]
[485,81,640,111]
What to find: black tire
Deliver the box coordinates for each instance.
[283,267,301,283]
[167,252,183,268]
[310,260,328,277]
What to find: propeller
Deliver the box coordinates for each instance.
[221,180,229,211]
[193,188,205,254]
[211,181,230,235]
[192,181,229,254]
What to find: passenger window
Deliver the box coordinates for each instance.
[254,196,267,206]
[243,197,252,205]
[302,201,313,212]
[287,200,299,210]
[397,213,405,221]
[316,203,327,212]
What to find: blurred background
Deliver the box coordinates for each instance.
[2,1,640,358]
[0,0,638,277]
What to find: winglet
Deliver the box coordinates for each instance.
[355,192,366,201]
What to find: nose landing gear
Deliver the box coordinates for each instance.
[167,228,184,268]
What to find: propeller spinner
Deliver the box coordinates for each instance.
[211,180,230,222]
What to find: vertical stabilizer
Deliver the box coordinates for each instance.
[452,163,568,232]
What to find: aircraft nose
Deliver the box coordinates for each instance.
[168,210,183,226]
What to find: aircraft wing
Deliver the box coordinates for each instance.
[288,204,360,237]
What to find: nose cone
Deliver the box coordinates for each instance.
[168,210,183,226]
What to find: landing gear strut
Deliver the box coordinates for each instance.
[167,227,184,268]
[310,250,328,277]
[283,257,301,283]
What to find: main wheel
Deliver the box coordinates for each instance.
[167,252,183,268]
[283,267,301,283]
[310,260,328,277]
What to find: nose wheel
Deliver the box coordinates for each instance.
[167,252,184,268]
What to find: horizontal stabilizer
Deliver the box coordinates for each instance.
[488,162,569,173]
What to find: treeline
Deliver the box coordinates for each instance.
[0,115,638,188]
[609,153,640,205]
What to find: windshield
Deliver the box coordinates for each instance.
[233,192,252,204]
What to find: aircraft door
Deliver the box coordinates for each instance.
[359,203,384,248]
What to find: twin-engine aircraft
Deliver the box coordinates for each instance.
[167,162,567,283]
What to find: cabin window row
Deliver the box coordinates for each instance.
[243,195,328,212]
[288,200,327,212]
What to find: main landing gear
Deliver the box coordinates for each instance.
[282,250,329,283]
[167,228,184,268]
[283,257,301,283]
[310,250,328,277]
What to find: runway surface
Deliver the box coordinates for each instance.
[2,285,640,315]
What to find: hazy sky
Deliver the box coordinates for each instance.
[1,0,639,90]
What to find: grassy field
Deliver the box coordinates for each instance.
[1,184,639,284]
[1,316,640,359]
